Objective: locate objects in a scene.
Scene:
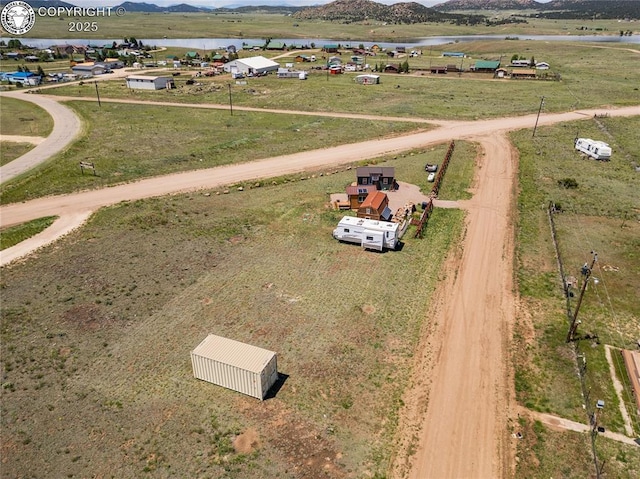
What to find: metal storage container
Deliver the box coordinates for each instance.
[191,334,278,400]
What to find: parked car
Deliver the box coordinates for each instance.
[427,172,436,182]
[425,163,438,172]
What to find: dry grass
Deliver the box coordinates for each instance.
[0,153,466,478]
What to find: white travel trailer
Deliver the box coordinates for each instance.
[574,138,612,160]
[333,216,400,251]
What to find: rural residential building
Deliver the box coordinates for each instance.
[125,75,174,90]
[191,334,278,400]
[472,60,501,73]
[346,184,377,209]
[355,74,380,85]
[511,69,537,79]
[357,166,396,190]
[71,63,108,76]
[2,71,41,85]
[357,191,392,221]
[223,56,279,76]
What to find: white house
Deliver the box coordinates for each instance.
[223,56,279,76]
[125,75,174,90]
[536,62,550,70]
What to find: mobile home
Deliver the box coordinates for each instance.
[574,138,611,160]
[333,216,400,252]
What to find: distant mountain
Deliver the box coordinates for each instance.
[216,5,304,14]
[0,0,75,7]
[434,0,540,11]
[293,0,484,24]
[540,1,640,19]
[116,2,166,13]
[433,0,639,19]
[165,3,207,12]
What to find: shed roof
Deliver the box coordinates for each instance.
[357,166,395,177]
[126,75,170,81]
[192,334,276,373]
[346,184,376,196]
[474,60,500,69]
[236,56,279,70]
[361,191,388,210]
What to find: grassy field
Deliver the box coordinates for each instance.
[512,115,640,478]
[0,216,57,250]
[1,19,639,478]
[0,96,54,137]
[0,145,473,478]
[39,40,640,120]
[0,142,35,166]
[0,100,425,204]
[23,12,635,41]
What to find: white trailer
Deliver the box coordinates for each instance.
[333,216,400,251]
[575,138,611,160]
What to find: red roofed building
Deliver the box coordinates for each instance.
[357,191,392,221]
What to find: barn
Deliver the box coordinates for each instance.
[125,75,174,90]
[223,56,279,76]
[191,334,278,400]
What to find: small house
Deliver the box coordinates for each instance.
[125,75,174,90]
[346,184,377,209]
[384,64,400,73]
[511,69,537,79]
[472,60,500,73]
[495,68,509,78]
[266,41,286,50]
[357,166,396,190]
[355,74,380,85]
[357,191,392,221]
[2,71,41,85]
[536,62,550,70]
[323,44,339,53]
[71,63,108,76]
[430,66,447,74]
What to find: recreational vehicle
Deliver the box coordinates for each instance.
[574,138,611,160]
[333,216,400,251]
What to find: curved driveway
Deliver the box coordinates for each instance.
[0,91,82,183]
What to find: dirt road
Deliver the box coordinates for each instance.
[1,89,639,477]
[0,91,82,183]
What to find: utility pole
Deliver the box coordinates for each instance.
[567,251,597,342]
[532,96,545,137]
[94,81,101,107]
[227,83,233,116]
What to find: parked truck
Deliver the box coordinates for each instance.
[333,216,400,251]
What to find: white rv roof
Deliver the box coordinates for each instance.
[339,216,399,231]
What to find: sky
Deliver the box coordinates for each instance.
[66,1,554,9]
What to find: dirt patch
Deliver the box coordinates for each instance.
[361,304,376,315]
[62,303,114,331]
[233,428,260,454]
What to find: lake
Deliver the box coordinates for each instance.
[8,34,640,50]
